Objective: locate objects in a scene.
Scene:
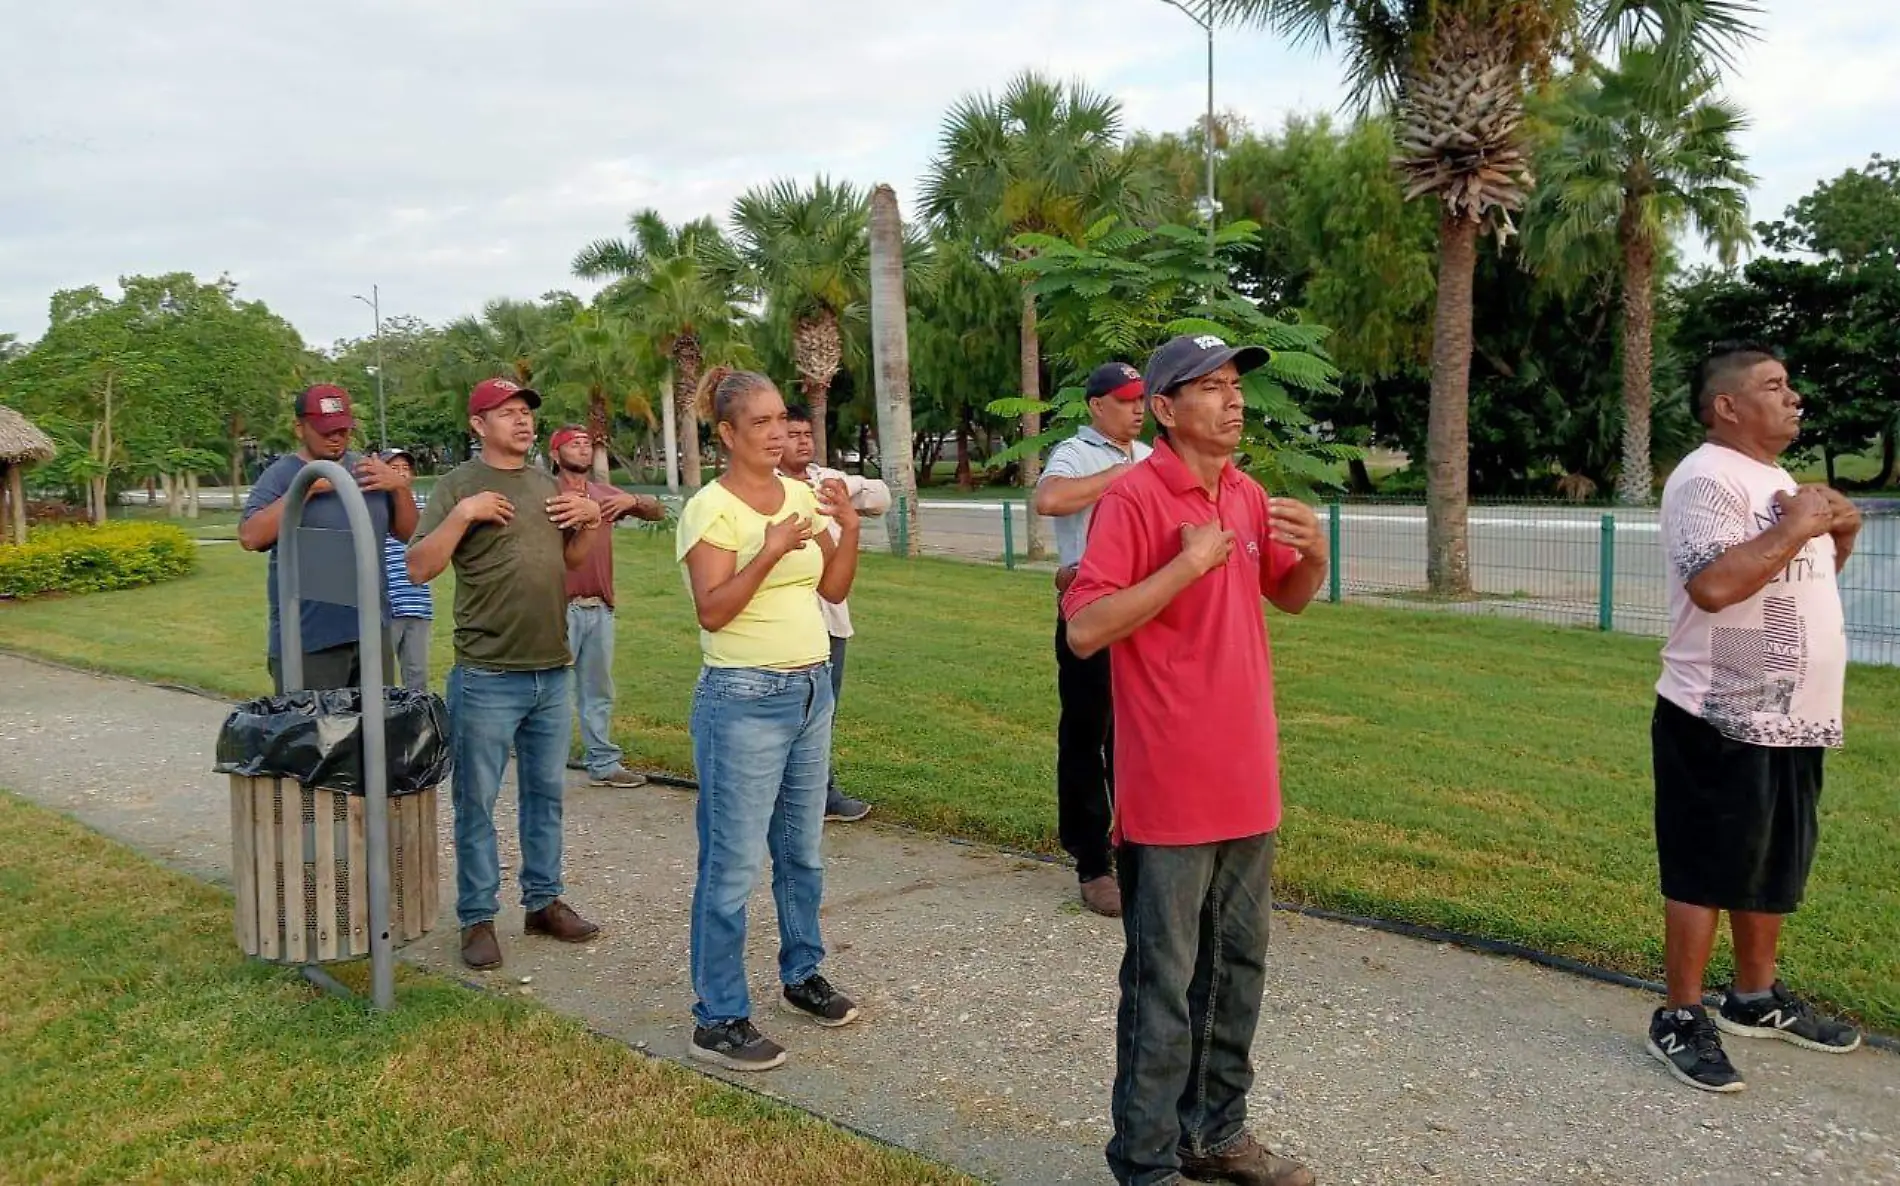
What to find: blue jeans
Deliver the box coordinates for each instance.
[1108,832,1277,1186]
[446,664,573,928]
[689,663,834,1026]
[566,602,624,775]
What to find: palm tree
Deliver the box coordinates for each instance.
[575,211,747,489]
[1531,47,1753,504]
[727,177,869,465]
[1215,0,1758,591]
[921,70,1150,560]
[537,305,658,479]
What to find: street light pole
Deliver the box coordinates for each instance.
[351,285,387,451]
[1161,0,1219,265]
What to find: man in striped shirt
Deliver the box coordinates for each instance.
[381,449,433,691]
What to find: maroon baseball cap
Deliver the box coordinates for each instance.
[468,376,541,416]
[296,385,356,434]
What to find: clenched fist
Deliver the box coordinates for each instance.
[1179,519,1236,576]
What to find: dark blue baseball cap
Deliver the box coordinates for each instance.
[1142,334,1268,397]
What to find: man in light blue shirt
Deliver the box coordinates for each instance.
[1033,361,1152,917]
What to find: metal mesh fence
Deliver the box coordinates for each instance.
[878,493,1898,667]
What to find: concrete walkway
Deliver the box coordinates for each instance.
[1,652,1895,1185]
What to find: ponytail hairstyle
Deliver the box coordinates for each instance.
[694,366,779,454]
[693,366,774,425]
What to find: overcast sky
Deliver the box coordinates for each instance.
[2,0,1891,349]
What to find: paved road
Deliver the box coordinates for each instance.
[885,502,1899,665]
[3,653,1897,1185]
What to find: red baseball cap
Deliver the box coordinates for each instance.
[469,376,541,416]
[296,385,356,434]
[1085,362,1145,402]
[549,425,589,454]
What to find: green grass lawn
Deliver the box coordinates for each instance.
[0,792,967,1185]
[2,534,1897,1032]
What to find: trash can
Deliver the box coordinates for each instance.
[215,686,451,964]
[227,774,438,961]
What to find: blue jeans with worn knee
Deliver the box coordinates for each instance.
[447,664,573,928]
[566,602,623,776]
[689,663,834,1027]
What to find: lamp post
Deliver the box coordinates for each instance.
[351,285,386,451]
[1160,0,1219,264]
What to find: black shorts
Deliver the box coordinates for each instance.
[1652,696,1824,914]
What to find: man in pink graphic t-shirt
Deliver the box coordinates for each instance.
[1644,341,1865,1095]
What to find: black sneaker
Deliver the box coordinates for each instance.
[1648,1005,1745,1093]
[1717,982,1862,1054]
[689,1019,786,1072]
[780,974,861,1027]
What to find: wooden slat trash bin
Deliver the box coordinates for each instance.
[229,775,439,962]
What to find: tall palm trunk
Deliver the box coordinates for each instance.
[1616,208,1657,506]
[673,336,704,489]
[867,184,921,555]
[1018,286,1045,561]
[588,387,611,481]
[794,310,842,465]
[1425,212,1477,595]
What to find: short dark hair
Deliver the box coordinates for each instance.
[1691,340,1780,427]
[785,403,813,424]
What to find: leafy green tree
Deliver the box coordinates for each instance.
[576,211,750,488]
[536,305,657,478]
[1002,217,1356,497]
[1,273,304,518]
[922,70,1154,557]
[1216,0,1760,590]
[908,240,1019,487]
[1530,46,1754,503]
[725,177,871,465]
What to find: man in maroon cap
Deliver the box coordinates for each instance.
[548,423,665,788]
[1065,334,1325,1186]
[240,384,417,692]
[407,378,607,971]
[1035,360,1152,918]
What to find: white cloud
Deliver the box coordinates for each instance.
[1,0,1890,349]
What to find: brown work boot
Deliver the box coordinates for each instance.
[1080,875,1122,918]
[461,921,502,970]
[1180,1133,1315,1186]
[524,899,600,943]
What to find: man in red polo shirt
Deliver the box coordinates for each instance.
[1064,334,1327,1186]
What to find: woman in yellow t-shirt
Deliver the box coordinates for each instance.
[675,366,862,1073]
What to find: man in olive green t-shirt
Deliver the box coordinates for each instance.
[407,377,608,971]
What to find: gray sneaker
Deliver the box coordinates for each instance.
[824,791,871,822]
[589,767,648,788]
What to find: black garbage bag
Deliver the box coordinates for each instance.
[214,688,451,795]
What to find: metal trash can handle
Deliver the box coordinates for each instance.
[274,459,396,1011]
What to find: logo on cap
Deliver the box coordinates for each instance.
[489,379,519,393]
[1117,363,1139,381]
[318,397,345,416]
[1193,335,1227,350]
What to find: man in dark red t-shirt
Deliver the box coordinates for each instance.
[550,426,666,788]
[1063,335,1327,1186]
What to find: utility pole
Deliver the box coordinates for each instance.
[1161,0,1220,265]
[352,285,387,451]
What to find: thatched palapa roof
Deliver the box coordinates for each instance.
[0,404,55,465]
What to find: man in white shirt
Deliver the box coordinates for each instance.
[1646,341,1864,1095]
[1033,362,1153,917]
[781,405,891,822]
